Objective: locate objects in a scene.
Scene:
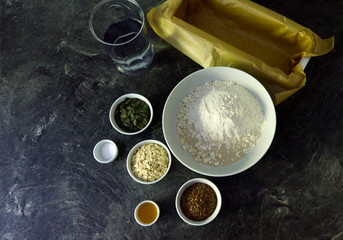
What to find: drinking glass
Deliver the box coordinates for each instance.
[89,0,154,75]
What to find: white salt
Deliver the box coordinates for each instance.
[101,143,116,161]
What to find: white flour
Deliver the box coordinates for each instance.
[177,80,266,166]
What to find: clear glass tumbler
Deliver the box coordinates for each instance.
[89,0,154,75]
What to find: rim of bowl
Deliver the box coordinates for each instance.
[127,139,172,184]
[134,200,160,226]
[175,178,222,226]
[109,93,153,135]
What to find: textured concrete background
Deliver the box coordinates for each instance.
[1,0,342,239]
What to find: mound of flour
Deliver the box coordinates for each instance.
[177,80,266,166]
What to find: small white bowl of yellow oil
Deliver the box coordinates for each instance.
[134,200,160,226]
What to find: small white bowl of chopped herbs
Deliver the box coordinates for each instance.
[109,93,153,135]
[127,139,172,184]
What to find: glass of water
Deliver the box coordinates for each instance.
[89,0,154,75]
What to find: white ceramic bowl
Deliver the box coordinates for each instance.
[175,178,222,226]
[109,93,153,135]
[93,139,118,163]
[127,139,172,184]
[162,67,276,177]
[134,200,160,227]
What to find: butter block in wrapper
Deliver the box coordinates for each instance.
[147,0,334,104]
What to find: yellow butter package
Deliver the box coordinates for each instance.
[147,0,334,104]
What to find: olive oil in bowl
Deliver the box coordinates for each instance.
[134,200,160,226]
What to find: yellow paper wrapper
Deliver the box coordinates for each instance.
[147,0,334,104]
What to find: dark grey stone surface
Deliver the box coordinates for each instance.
[1,0,342,239]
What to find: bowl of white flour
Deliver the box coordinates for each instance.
[162,67,276,177]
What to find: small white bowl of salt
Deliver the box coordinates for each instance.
[93,139,118,163]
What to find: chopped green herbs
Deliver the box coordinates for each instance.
[115,98,150,132]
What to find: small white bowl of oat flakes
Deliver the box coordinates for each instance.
[127,140,172,184]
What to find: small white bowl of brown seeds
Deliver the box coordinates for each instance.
[175,178,222,226]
